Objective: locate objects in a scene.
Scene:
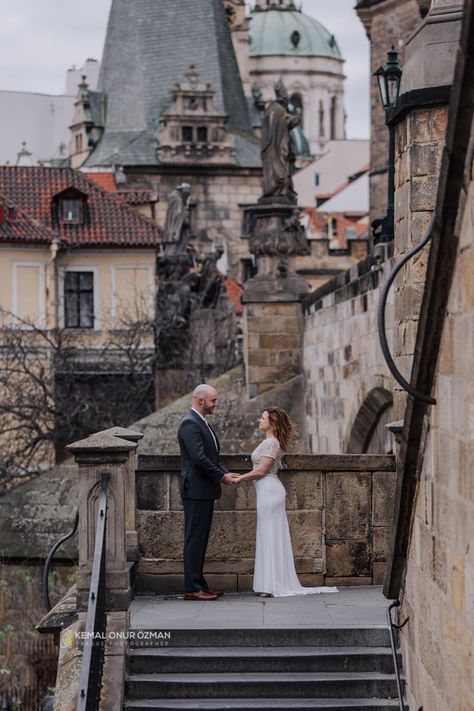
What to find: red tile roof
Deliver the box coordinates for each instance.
[0,191,58,245]
[85,171,118,192]
[0,166,163,248]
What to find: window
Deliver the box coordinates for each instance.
[64,271,94,328]
[242,258,257,282]
[75,134,83,152]
[197,126,208,143]
[319,100,325,138]
[314,173,320,187]
[182,126,193,143]
[330,96,337,140]
[61,199,82,223]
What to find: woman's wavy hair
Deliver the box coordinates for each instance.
[264,406,293,451]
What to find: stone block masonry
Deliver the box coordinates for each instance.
[303,246,396,455]
[134,453,396,592]
[392,104,448,422]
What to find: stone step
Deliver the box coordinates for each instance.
[124,697,403,710]
[129,628,391,648]
[125,672,398,700]
[128,647,397,675]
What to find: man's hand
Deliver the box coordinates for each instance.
[222,473,240,486]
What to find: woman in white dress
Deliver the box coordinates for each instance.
[236,407,338,598]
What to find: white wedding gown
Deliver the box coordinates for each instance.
[252,436,338,598]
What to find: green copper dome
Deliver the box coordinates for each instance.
[249,9,343,60]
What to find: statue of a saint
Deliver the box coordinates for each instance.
[259,80,301,205]
[163,183,192,254]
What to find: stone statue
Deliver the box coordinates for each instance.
[163,183,192,253]
[259,79,301,205]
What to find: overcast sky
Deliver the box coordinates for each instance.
[0,0,370,138]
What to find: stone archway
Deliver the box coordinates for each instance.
[347,388,393,454]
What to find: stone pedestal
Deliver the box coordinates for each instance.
[67,432,137,611]
[101,426,144,562]
[242,203,309,398]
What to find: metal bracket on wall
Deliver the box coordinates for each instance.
[377,215,437,405]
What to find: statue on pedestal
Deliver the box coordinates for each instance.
[163,182,192,254]
[259,79,301,205]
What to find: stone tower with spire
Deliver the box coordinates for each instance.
[75,0,262,281]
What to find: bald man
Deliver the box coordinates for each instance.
[177,384,238,600]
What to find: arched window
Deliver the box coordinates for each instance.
[319,100,325,138]
[330,96,337,140]
[290,93,304,126]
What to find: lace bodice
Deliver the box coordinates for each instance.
[251,436,283,476]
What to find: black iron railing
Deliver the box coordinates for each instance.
[387,600,409,711]
[77,472,110,711]
[42,508,79,611]
[377,214,437,404]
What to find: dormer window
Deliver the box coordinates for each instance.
[61,199,83,223]
[53,186,87,225]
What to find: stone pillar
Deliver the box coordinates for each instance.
[242,203,309,398]
[67,432,137,611]
[101,426,144,562]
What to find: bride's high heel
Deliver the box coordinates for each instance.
[258,592,272,597]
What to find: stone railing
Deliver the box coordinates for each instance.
[39,427,144,711]
[135,453,396,592]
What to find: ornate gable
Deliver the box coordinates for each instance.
[157,66,236,165]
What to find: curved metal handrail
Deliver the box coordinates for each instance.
[377,215,437,404]
[387,600,409,711]
[42,507,79,611]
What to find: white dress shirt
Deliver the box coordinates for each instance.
[191,407,219,452]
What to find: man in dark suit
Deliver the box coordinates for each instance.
[177,384,238,601]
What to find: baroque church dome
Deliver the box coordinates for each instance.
[249,5,342,59]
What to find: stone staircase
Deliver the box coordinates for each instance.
[123,627,402,710]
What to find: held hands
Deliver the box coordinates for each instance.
[222,473,241,486]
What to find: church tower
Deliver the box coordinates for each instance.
[85,0,257,170]
[80,0,262,283]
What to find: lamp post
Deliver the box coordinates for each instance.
[374,46,403,243]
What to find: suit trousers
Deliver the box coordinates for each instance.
[182,498,214,592]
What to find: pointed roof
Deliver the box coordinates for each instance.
[87,0,258,168]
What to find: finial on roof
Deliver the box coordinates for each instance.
[186,65,200,88]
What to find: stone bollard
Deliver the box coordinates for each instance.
[101,426,144,562]
[67,431,137,611]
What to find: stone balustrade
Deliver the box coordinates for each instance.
[135,453,396,592]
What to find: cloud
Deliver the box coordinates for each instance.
[0,0,369,136]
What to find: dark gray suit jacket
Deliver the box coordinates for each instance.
[177,409,229,500]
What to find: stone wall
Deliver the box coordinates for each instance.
[303,246,396,454]
[392,104,448,421]
[397,137,474,711]
[128,171,262,281]
[134,453,396,592]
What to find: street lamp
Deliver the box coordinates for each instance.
[374,46,403,243]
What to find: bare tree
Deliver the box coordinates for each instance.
[0,307,157,491]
